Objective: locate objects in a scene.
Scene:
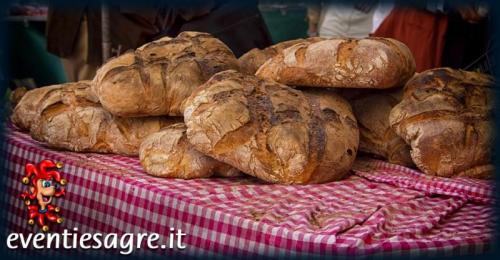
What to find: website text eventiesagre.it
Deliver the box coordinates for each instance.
[6,227,187,255]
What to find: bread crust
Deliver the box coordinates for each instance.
[184,70,359,184]
[256,37,415,89]
[11,81,96,131]
[348,90,414,166]
[17,82,180,155]
[389,68,493,178]
[93,31,239,117]
[31,104,180,156]
[139,123,240,179]
[238,38,323,75]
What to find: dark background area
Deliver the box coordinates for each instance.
[5,0,310,89]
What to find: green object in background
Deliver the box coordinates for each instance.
[259,4,308,44]
[7,20,67,87]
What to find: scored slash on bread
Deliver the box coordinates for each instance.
[11,81,96,131]
[238,37,323,75]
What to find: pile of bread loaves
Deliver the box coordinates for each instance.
[11,31,494,184]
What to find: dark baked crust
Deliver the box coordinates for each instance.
[93,31,239,117]
[389,68,493,178]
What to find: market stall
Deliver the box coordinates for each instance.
[2,1,496,259]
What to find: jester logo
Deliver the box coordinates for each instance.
[20,160,67,232]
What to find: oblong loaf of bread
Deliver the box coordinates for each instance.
[11,81,97,131]
[19,82,180,155]
[30,103,181,156]
[184,70,359,184]
[256,37,415,89]
[140,123,241,179]
[389,68,493,178]
[92,31,239,117]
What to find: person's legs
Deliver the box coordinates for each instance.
[61,16,98,82]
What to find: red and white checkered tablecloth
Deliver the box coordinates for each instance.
[2,126,495,257]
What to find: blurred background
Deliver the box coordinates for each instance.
[4,0,492,90]
[5,0,310,89]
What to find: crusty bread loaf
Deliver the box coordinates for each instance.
[348,90,414,167]
[256,37,415,89]
[140,123,241,179]
[18,82,180,155]
[238,38,323,75]
[30,103,180,155]
[92,31,239,117]
[389,68,493,178]
[184,70,359,184]
[11,81,97,131]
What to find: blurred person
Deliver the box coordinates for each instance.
[306,3,320,37]
[47,1,272,82]
[372,0,489,72]
[440,3,490,71]
[159,0,272,57]
[372,1,448,72]
[46,1,170,82]
[307,0,378,38]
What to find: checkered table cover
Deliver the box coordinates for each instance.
[2,127,495,257]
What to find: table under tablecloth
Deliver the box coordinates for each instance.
[2,126,495,257]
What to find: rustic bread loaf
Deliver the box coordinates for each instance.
[11,81,97,131]
[184,70,359,184]
[256,37,415,89]
[348,90,414,166]
[30,103,180,155]
[238,38,323,75]
[389,68,493,178]
[139,123,241,179]
[21,82,180,155]
[92,31,239,117]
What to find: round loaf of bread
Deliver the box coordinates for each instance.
[256,37,415,89]
[184,70,359,184]
[92,31,239,117]
[389,68,493,178]
[139,123,241,179]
